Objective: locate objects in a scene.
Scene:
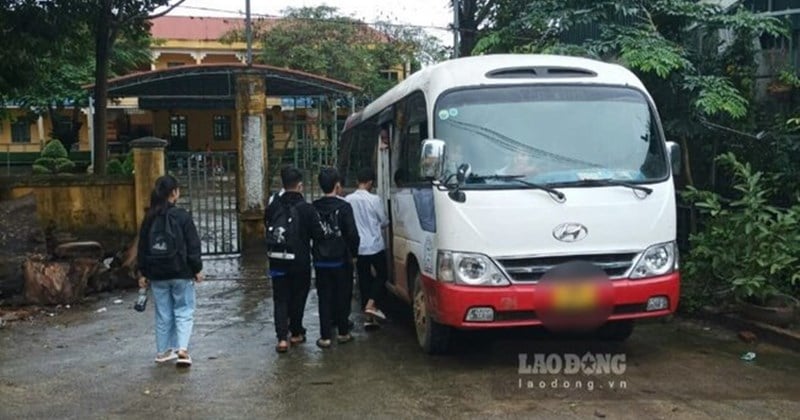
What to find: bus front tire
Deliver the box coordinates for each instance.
[412,269,451,354]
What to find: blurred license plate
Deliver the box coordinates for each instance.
[551,283,598,311]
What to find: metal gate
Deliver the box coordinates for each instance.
[166,151,240,255]
[266,96,345,201]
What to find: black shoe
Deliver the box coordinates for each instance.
[364,316,381,331]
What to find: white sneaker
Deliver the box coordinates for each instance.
[155,350,178,363]
[365,307,387,320]
[176,350,192,368]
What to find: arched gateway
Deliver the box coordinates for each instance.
[88,64,360,254]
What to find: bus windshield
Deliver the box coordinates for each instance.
[434,85,668,187]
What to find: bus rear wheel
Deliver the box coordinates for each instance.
[412,268,451,354]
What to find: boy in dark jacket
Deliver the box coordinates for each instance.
[265,166,326,353]
[312,168,360,348]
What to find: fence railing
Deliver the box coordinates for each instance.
[2,143,43,176]
[267,120,342,202]
[166,151,240,255]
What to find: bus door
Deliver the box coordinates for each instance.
[377,109,395,285]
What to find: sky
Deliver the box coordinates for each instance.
[168,0,456,45]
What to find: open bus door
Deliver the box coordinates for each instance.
[377,109,394,287]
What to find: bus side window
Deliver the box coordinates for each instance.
[396,91,428,186]
[345,119,380,187]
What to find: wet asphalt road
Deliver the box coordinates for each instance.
[1,256,799,420]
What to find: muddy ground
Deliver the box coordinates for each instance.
[1,255,798,420]
[0,195,44,298]
[0,195,136,303]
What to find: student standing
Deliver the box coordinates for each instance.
[346,167,389,327]
[312,168,360,348]
[137,175,203,368]
[265,166,326,353]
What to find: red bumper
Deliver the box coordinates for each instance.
[421,272,680,329]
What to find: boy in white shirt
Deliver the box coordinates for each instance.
[345,167,389,326]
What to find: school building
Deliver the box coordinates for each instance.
[0,15,407,159]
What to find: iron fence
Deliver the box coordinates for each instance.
[267,120,343,202]
[166,151,240,255]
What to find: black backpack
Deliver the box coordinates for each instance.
[143,209,185,275]
[316,207,347,261]
[267,200,301,260]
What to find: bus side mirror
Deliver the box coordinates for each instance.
[666,141,681,176]
[420,139,446,180]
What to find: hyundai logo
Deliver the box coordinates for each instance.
[553,223,588,242]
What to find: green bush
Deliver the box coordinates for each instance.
[682,152,800,310]
[121,152,134,175]
[31,140,76,175]
[106,159,124,175]
[40,139,68,159]
[106,152,134,176]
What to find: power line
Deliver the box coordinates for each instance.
[172,5,453,32]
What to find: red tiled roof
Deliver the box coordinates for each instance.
[150,15,387,43]
[150,16,276,41]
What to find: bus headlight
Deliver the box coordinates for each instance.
[630,242,677,279]
[438,251,509,286]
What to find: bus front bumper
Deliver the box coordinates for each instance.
[420,272,680,329]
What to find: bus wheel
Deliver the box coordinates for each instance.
[596,320,635,341]
[412,268,451,354]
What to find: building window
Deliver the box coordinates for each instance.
[381,71,399,82]
[169,115,187,138]
[213,115,232,141]
[11,121,31,143]
[167,62,185,68]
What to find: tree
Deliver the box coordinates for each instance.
[6,24,151,151]
[223,6,447,101]
[451,0,498,57]
[1,0,165,167]
[372,21,451,72]
[473,1,787,188]
[87,0,185,175]
[1,1,72,95]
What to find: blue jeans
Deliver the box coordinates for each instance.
[151,279,196,353]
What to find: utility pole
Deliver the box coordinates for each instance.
[453,0,460,58]
[245,0,253,65]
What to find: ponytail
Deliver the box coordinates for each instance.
[143,175,179,227]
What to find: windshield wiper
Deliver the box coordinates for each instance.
[549,178,653,196]
[470,174,566,202]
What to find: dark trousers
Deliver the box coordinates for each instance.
[271,266,311,341]
[356,250,388,309]
[315,266,353,339]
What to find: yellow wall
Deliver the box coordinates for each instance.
[7,181,137,234]
[0,110,43,150]
[157,39,247,52]
[154,52,196,70]
[152,109,238,151]
[0,109,91,152]
[202,54,241,64]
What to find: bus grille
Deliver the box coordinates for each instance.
[496,253,639,282]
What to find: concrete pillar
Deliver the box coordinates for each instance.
[235,72,268,246]
[191,52,207,65]
[150,51,162,71]
[36,116,45,142]
[130,137,168,229]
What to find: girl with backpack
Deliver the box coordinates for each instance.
[137,175,203,367]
